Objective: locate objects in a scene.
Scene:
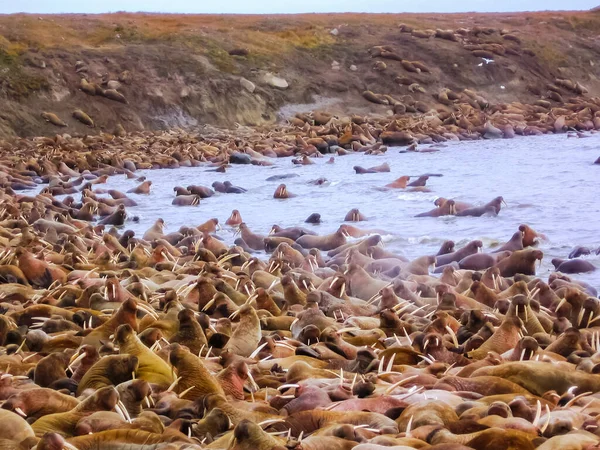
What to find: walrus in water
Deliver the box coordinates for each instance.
[296,225,350,251]
[171,195,200,206]
[436,240,483,266]
[551,258,596,274]
[99,204,126,226]
[519,224,546,247]
[127,181,152,195]
[408,175,429,187]
[173,186,191,196]
[494,249,543,277]
[274,184,296,198]
[457,196,506,217]
[305,213,321,224]
[187,185,215,198]
[344,208,367,222]
[459,250,511,271]
[226,210,243,226]
[353,162,390,174]
[415,199,456,217]
[384,176,410,188]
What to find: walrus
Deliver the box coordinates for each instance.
[491,231,524,253]
[494,249,543,277]
[212,181,227,193]
[344,208,367,222]
[457,196,506,217]
[99,204,127,226]
[223,181,247,193]
[127,181,152,194]
[353,162,390,174]
[187,185,215,198]
[459,250,511,271]
[72,109,94,127]
[226,210,243,226]
[384,176,410,188]
[519,224,545,247]
[173,186,191,196]
[415,199,456,217]
[296,225,349,251]
[305,213,321,224]
[168,344,225,400]
[41,112,67,127]
[77,355,138,395]
[101,88,128,104]
[171,195,200,206]
[551,258,596,274]
[436,240,483,266]
[274,184,296,198]
[408,175,429,187]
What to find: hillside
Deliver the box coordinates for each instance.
[0,11,599,138]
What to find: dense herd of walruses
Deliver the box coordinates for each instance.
[0,102,599,450]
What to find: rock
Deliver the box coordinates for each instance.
[263,73,289,90]
[229,152,252,164]
[349,65,358,72]
[330,28,339,36]
[331,60,340,71]
[240,78,256,93]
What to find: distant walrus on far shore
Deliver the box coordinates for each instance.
[73,109,94,127]
[41,112,67,127]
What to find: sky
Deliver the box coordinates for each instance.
[0,0,598,14]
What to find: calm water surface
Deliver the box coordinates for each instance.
[67,133,600,289]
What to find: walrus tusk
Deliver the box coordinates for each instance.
[278,383,300,392]
[383,375,419,394]
[67,351,86,373]
[117,400,132,423]
[247,369,259,391]
[533,400,542,427]
[14,407,27,417]
[249,342,269,359]
[564,391,593,408]
[540,405,551,434]
[258,418,285,427]
[445,326,459,348]
[166,376,182,392]
[178,385,195,399]
[405,415,413,437]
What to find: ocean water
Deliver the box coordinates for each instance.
[50,132,600,289]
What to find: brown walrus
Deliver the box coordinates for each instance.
[494,249,543,277]
[226,210,243,226]
[296,225,350,251]
[416,199,456,217]
[384,176,410,188]
[456,196,506,217]
[344,208,367,222]
[353,162,390,174]
[274,184,296,198]
[551,258,596,274]
[171,195,200,206]
[127,181,152,195]
[99,204,127,226]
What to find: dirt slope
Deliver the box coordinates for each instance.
[0,11,599,138]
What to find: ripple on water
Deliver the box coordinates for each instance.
[36,132,600,290]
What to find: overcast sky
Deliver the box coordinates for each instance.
[1,0,598,14]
